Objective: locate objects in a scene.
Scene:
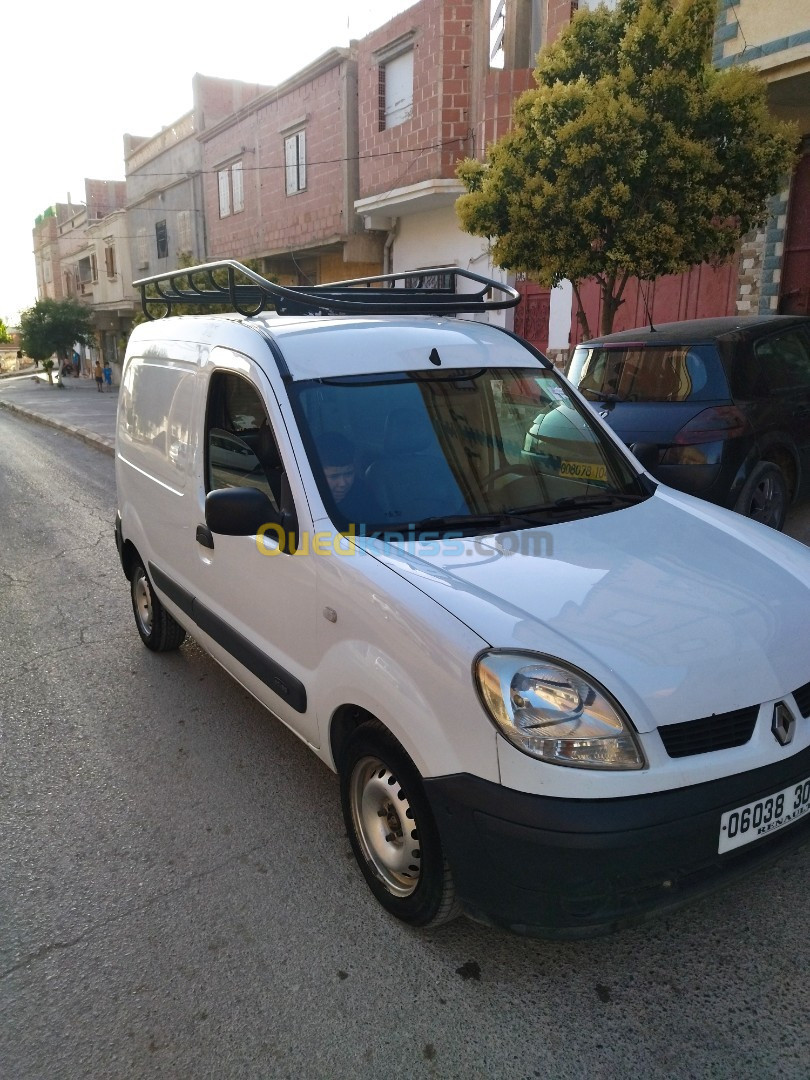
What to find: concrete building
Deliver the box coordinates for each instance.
[32,180,128,373]
[124,76,269,287]
[198,52,383,285]
[33,181,126,307]
[61,204,135,369]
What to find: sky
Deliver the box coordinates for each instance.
[2,0,418,327]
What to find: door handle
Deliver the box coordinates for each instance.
[196,524,215,549]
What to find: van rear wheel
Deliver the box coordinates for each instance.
[340,723,460,927]
[130,562,186,652]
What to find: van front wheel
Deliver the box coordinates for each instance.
[340,723,460,927]
[130,562,186,652]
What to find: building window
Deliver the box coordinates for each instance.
[284,132,306,195]
[104,243,116,278]
[218,168,231,217]
[177,210,192,255]
[490,0,505,68]
[78,254,98,284]
[232,161,244,213]
[136,228,149,269]
[379,49,414,130]
[156,220,168,260]
[218,160,245,217]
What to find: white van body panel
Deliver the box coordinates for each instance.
[362,490,810,795]
[116,297,810,937]
[311,537,498,781]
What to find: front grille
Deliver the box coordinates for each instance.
[793,680,810,718]
[659,705,759,758]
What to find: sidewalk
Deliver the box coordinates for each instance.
[0,372,118,455]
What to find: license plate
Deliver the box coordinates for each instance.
[559,460,607,482]
[718,775,810,854]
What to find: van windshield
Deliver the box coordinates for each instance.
[291,367,649,537]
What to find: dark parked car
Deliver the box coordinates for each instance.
[566,315,810,530]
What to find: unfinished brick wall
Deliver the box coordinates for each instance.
[546,0,576,45]
[200,55,360,261]
[357,0,474,199]
[84,180,127,220]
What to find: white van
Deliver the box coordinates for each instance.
[115,262,810,938]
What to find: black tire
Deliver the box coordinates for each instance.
[339,722,460,928]
[130,561,186,652]
[733,461,789,531]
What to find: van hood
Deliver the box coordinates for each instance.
[361,490,810,733]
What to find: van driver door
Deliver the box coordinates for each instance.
[187,348,320,747]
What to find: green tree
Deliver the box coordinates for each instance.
[19,298,95,384]
[456,0,797,338]
[0,318,11,344]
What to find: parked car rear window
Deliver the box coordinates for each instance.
[572,344,728,403]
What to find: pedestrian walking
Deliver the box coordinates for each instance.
[93,360,104,392]
[103,361,112,391]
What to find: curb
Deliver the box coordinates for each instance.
[0,399,115,457]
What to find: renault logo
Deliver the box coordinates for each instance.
[772,701,796,746]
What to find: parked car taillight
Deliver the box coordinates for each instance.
[672,406,750,445]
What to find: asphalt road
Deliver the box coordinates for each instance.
[1,412,809,1080]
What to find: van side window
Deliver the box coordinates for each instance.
[205,372,282,508]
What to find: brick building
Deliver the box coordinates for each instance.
[352,0,576,351]
[199,52,383,285]
[354,0,515,325]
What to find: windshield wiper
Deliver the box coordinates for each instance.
[404,511,538,533]
[501,493,644,518]
[552,493,644,510]
[581,389,625,405]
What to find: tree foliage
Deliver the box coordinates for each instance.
[456,0,798,336]
[0,318,11,344]
[19,298,95,364]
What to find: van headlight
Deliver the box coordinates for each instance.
[475,652,645,770]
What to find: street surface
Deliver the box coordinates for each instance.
[1,411,809,1079]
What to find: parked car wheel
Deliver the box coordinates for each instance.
[340,723,460,927]
[130,562,187,652]
[734,461,789,530]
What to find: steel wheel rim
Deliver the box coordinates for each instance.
[133,570,153,635]
[349,755,421,897]
[751,474,784,526]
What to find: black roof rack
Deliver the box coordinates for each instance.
[133,260,520,320]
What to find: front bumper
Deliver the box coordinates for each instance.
[424,744,810,939]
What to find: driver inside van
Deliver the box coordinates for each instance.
[319,432,381,527]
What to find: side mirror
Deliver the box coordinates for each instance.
[629,442,660,471]
[205,487,278,537]
[205,486,299,553]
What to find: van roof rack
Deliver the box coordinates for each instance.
[134,260,520,320]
